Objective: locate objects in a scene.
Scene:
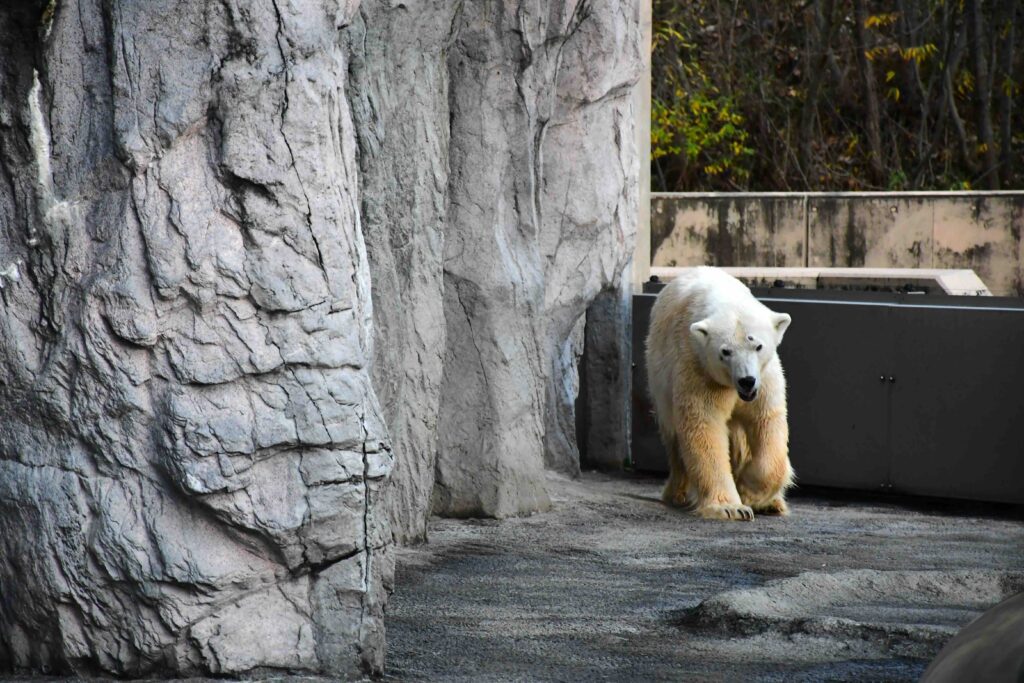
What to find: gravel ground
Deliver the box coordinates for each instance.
[384,471,1024,682]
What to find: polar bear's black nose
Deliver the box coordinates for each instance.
[738,376,756,391]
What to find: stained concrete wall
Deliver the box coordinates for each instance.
[651,192,1024,296]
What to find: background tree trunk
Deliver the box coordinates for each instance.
[651,0,1024,191]
[994,0,1016,183]
[966,0,1000,188]
[798,0,837,186]
[853,0,886,187]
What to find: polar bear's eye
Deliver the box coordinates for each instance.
[721,349,732,357]
[756,344,763,351]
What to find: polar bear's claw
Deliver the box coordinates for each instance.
[697,503,754,521]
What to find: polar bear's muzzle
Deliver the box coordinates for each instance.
[737,376,758,402]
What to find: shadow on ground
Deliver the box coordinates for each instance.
[385,472,1024,682]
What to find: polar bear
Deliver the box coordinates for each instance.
[645,267,794,521]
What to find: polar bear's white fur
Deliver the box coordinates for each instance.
[645,267,794,521]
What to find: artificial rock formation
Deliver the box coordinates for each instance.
[435,0,640,515]
[0,0,391,676]
[0,0,641,676]
[352,0,641,528]
[345,0,640,538]
[345,0,459,544]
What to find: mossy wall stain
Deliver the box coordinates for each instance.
[843,201,867,267]
[706,200,735,265]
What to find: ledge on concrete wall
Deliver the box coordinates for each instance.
[650,266,992,296]
[650,192,1024,296]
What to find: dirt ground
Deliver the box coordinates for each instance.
[384,471,1024,682]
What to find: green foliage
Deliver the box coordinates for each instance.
[887,169,909,190]
[653,86,753,177]
[653,0,1024,191]
[651,3,754,190]
[651,99,680,161]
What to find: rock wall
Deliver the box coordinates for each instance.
[577,286,633,470]
[0,0,391,676]
[349,0,641,531]
[434,0,641,517]
[0,0,641,675]
[345,0,458,544]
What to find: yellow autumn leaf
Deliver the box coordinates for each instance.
[865,12,900,29]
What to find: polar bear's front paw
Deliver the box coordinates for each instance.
[696,503,754,521]
[738,483,775,507]
[662,485,690,507]
[753,496,789,516]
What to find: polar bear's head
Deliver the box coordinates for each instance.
[689,310,791,402]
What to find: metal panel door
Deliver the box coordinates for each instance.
[763,298,893,491]
[890,303,1024,504]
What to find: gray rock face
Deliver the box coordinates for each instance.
[577,286,633,470]
[0,0,641,675]
[347,0,641,533]
[434,0,641,517]
[0,0,391,676]
[344,0,459,544]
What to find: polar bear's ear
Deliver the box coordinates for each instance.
[773,313,792,343]
[689,320,710,343]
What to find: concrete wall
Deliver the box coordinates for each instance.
[651,192,1024,296]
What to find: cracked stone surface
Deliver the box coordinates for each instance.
[385,472,1024,681]
[344,0,459,545]
[687,569,1024,659]
[0,0,642,675]
[345,0,641,538]
[0,0,391,676]
[434,0,641,519]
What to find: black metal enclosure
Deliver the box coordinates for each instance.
[631,285,1024,505]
